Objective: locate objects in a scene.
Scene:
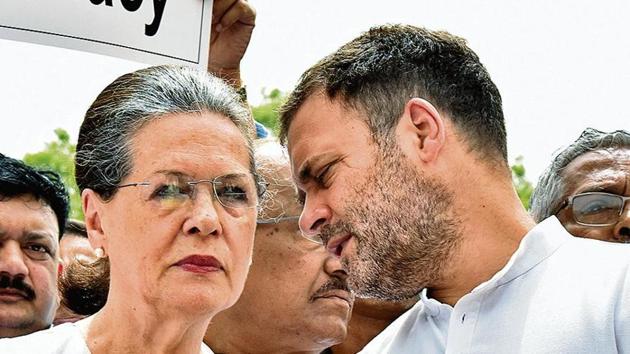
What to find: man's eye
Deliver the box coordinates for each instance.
[25,244,52,260]
[315,164,332,186]
[29,244,49,253]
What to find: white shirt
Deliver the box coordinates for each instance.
[0,316,215,354]
[360,217,630,354]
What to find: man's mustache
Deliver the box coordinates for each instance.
[318,221,355,247]
[0,273,36,300]
[310,273,352,301]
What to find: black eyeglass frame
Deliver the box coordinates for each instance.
[556,191,630,226]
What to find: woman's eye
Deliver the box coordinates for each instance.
[217,185,249,202]
[152,184,189,199]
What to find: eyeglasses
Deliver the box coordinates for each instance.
[557,192,630,226]
[115,172,263,212]
[256,215,323,245]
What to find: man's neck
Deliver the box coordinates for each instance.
[428,170,536,306]
[206,312,323,354]
[330,298,416,354]
[0,322,50,338]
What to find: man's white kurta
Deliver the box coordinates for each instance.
[360,217,630,354]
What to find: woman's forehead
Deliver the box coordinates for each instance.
[129,113,252,177]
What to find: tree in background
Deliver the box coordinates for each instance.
[23,128,83,220]
[511,156,534,210]
[252,88,284,135]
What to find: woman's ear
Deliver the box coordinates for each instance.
[82,189,107,252]
[395,98,446,163]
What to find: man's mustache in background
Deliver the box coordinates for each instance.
[0,273,36,300]
[310,273,352,302]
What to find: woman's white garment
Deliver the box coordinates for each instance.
[0,316,214,354]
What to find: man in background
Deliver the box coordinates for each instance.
[54,219,99,325]
[0,153,69,337]
[530,128,630,242]
[205,139,353,353]
[58,220,96,266]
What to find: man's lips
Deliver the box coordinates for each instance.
[326,234,353,256]
[0,288,29,302]
[174,255,223,274]
[313,289,353,306]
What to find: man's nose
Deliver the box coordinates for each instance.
[323,253,348,279]
[613,200,630,242]
[0,241,29,277]
[182,189,223,237]
[299,196,332,241]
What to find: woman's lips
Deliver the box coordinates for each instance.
[174,255,223,274]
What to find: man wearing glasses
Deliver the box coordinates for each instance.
[531,128,630,242]
[204,139,354,353]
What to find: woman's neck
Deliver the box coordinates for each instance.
[84,297,211,354]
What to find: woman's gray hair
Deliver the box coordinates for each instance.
[75,65,258,200]
[530,128,630,222]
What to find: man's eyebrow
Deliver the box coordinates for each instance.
[577,181,624,194]
[297,154,332,185]
[297,160,313,185]
[23,231,56,242]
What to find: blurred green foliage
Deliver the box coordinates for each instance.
[251,88,285,135]
[23,128,83,220]
[511,156,534,210]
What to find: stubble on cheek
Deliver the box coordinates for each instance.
[340,149,461,301]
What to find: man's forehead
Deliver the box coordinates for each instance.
[562,148,630,192]
[0,195,59,238]
[286,94,369,177]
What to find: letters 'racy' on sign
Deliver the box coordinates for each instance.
[0,0,212,69]
[89,0,167,37]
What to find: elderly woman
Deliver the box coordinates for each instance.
[0,65,261,353]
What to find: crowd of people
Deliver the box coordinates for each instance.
[0,1,629,353]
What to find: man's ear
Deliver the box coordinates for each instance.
[82,189,107,252]
[395,98,445,163]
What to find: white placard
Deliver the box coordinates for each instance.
[0,0,211,68]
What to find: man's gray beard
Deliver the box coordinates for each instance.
[341,146,461,301]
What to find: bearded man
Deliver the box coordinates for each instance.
[279,25,630,353]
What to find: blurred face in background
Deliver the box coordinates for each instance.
[59,234,95,266]
[206,141,353,353]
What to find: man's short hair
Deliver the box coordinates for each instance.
[530,128,630,222]
[0,153,69,236]
[63,219,87,239]
[279,24,507,165]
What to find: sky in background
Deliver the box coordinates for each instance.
[0,0,628,183]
